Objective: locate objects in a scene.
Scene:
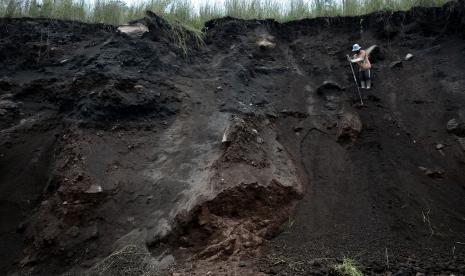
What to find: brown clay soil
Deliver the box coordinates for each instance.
[1,1,465,275]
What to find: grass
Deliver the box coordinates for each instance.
[333,257,364,276]
[0,0,452,30]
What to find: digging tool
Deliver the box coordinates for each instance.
[346,54,364,106]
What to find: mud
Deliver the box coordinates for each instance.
[1,1,465,275]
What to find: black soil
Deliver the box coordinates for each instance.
[1,1,465,275]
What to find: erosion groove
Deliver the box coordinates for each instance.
[1,1,465,275]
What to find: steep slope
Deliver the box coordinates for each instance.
[1,1,465,275]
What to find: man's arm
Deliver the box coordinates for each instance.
[351,57,364,63]
[347,54,362,63]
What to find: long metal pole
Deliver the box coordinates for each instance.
[347,55,364,106]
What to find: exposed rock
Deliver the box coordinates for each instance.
[336,111,363,144]
[256,34,276,50]
[446,118,465,137]
[117,23,149,38]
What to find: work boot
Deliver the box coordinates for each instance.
[361,81,366,89]
[366,80,371,89]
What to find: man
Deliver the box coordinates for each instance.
[349,44,372,89]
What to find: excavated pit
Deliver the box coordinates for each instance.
[1,1,465,275]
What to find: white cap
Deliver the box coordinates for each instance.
[352,44,361,52]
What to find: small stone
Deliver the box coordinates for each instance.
[390,60,403,69]
[425,169,445,178]
[85,184,103,194]
[134,84,144,90]
[436,144,444,150]
[405,53,414,60]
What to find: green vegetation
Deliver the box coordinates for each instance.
[0,0,452,28]
[333,257,363,276]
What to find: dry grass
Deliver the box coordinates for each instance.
[333,257,364,276]
[0,0,452,31]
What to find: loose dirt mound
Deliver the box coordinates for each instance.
[1,1,465,275]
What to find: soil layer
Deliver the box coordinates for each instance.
[1,1,465,275]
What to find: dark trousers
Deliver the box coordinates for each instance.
[359,69,371,82]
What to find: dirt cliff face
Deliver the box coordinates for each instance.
[1,1,465,275]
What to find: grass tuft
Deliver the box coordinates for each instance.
[333,257,364,276]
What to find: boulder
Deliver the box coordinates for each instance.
[336,111,363,144]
